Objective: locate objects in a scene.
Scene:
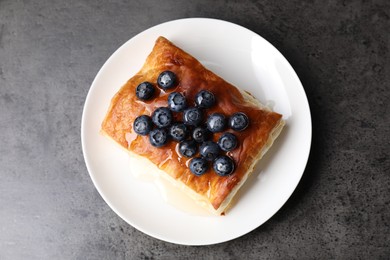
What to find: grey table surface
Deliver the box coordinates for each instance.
[1,0,389,259]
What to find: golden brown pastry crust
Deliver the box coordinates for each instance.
[101,36,283,214]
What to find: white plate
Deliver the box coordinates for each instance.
[81,18,311,245]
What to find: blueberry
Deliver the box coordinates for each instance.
[229,112,249,131]
[189,157,209,176]
[168,92,187,112]
[152,107,173,128]
[213,156,235,176]
[149,128,168,147]
[199,141,220,161]
[157,71,177,89]
[169,123,188,142]
[133,115,153,135]
[183,107,203,126]
[206,113,226,133]
[218,132,238,152]
[192,126,211,143]
[195,90,215,108]
[136,82,155,100]
[178,140,197,158]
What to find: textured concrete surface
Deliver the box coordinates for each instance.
[0,0,389,259]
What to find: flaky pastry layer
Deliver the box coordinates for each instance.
[101,36,284,214]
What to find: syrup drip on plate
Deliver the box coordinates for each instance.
[127,155,210,216]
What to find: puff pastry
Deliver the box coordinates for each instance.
[101,36,284,215]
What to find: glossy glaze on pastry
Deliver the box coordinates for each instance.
[101,36,284,214]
